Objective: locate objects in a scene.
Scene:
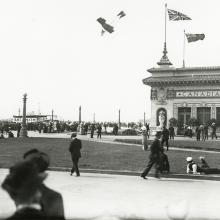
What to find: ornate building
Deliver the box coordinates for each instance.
[143,46,220,133]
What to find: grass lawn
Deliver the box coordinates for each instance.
[0,137,220,174]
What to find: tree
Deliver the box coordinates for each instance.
[169,117,178,127]
[188,117,199,127]
[206,118,217,126]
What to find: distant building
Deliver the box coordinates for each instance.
[13,114,57,123]
[143,44,220,134]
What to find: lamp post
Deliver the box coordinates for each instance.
[118,109,121,129]
[20,93,28,137]
[52,109,54,122]
[79,106,81,124]
[93,113,95,123]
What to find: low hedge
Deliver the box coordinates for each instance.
[114,138,220,152]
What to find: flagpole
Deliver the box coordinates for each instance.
[165,3,167,47]
[183,29,186,68]
[157,3,172,66]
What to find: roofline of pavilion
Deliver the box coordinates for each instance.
[147,66,220,73]
[142,76,220,86]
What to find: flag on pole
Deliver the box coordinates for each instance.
[185,33,205,43]
[167,9,191,21]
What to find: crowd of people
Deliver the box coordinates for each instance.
[140,123,220,179]
[1,120,220,219]
[183,122,218,141]
[0,119,219,141]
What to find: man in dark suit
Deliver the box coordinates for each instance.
[1,160,47,220]
[23,149,65,219]
[161,126,169,151]
[69,133,82,176]
[140,131,162,179]
[90,123,95,138]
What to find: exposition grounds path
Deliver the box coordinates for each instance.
[0,169,220,220]
[0,131,220,219]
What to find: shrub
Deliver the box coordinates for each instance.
[169,117,178,127]
[206,118,217,126]
[188,117,199,127]
[121,129,137,136]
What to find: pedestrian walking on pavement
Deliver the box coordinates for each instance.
[204,125,209,140]
[161,126,169,151]
[196,125,201,141]
[69,133,82,176]
[140,131,163,179]
[168,126,175,140]
[90,123,95,138]
[141,126,148,150]
[97,124,102,139]
[211,122,217,139]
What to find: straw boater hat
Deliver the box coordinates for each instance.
[199,156,205,160]
[141,126,146,131]
[186,157,193,162]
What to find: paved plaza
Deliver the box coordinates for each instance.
[0,169,220,220]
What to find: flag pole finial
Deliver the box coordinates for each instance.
[157,42,172,66]
[157,3,172,66]
[183,29,186,68]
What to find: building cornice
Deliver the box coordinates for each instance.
[143,75,220,86]
[147,66,220,73]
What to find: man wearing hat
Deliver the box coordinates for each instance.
[186,157,203,174]
[69,132,82,176]
[187,156,220,174]
[161,126,170,151]
[141,126,148,151]
[1,160,47,220]
[211,122,217,139]
[199,156,209,169]
[140,131,163,179]
[23,149,65,219]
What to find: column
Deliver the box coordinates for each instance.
[20,93,28,138]
[79,106,81,124]
[118,109,121,128]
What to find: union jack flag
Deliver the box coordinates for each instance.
[167,9,191,21]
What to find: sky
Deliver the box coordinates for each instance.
[1,0,220,122]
